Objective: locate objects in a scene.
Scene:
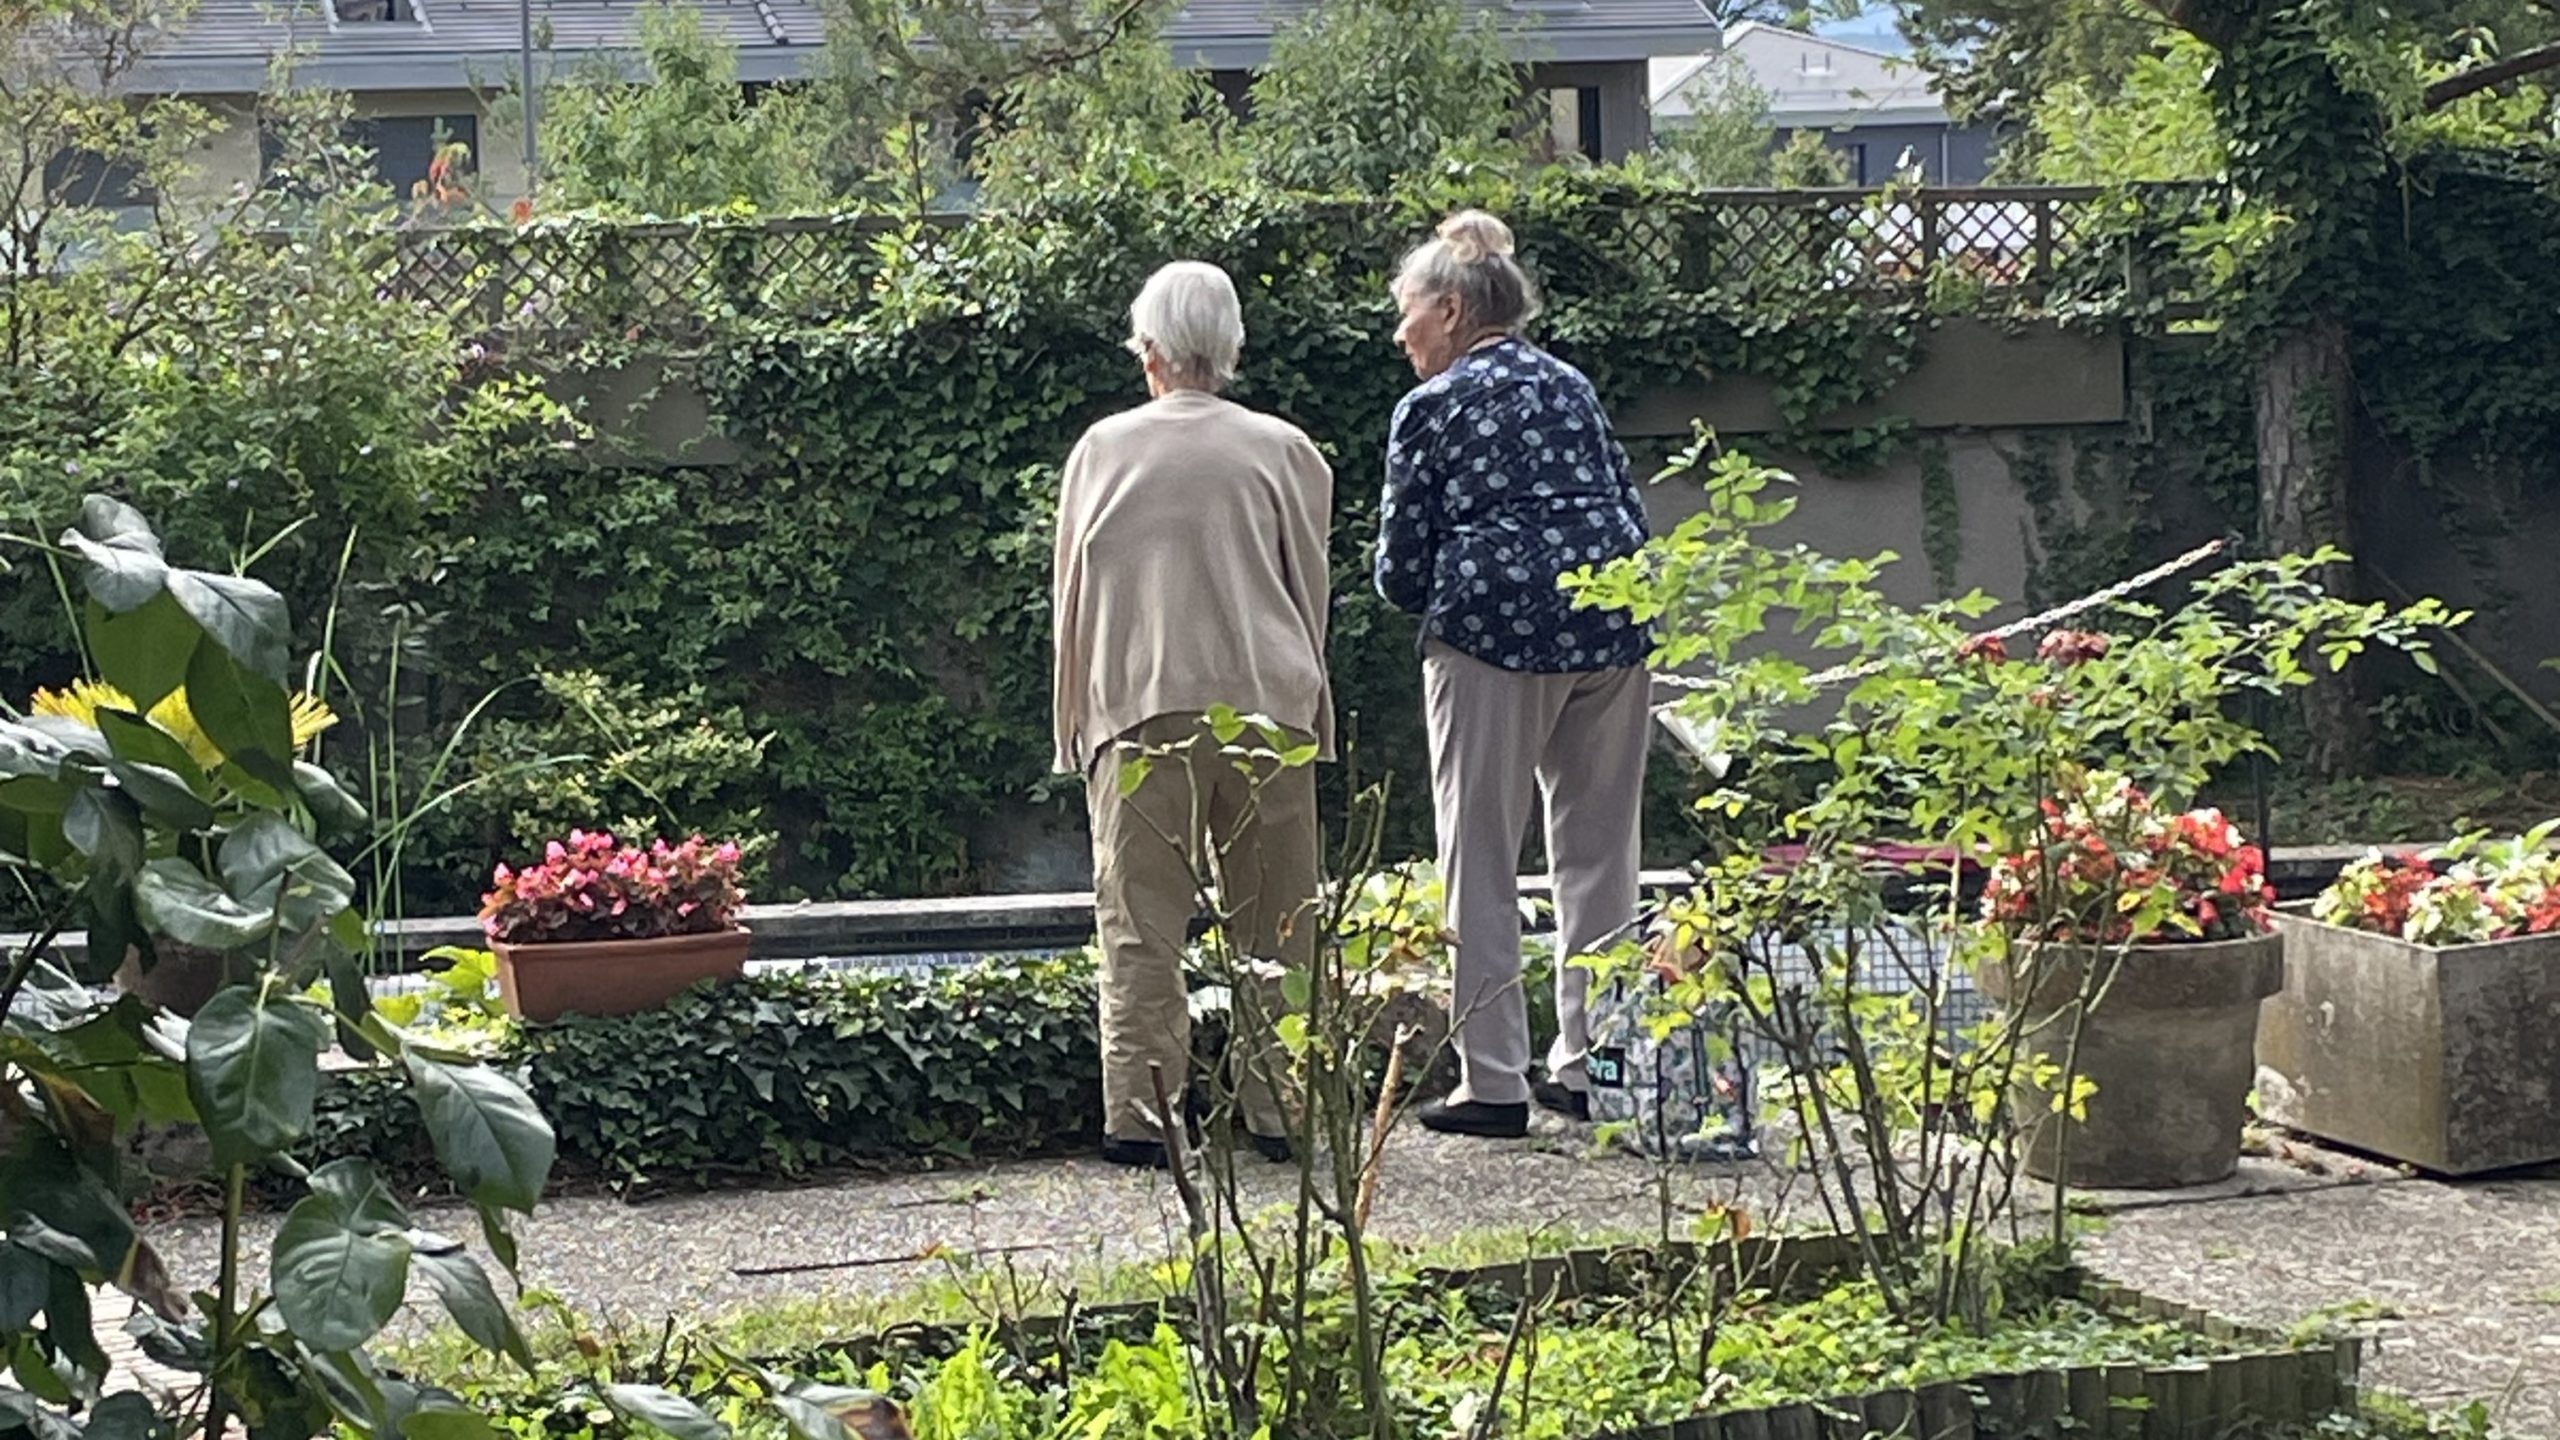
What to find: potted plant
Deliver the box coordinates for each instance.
[1975,768,2284,1189]
[2257,823,2560,1174]
[480,829,750,1021]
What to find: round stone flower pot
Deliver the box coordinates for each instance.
[491,927,752,1023]
[1978,931,2283,1189]
[114,942,255,1018]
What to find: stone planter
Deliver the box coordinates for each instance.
[492,928,752,1023]
[113,942,254,1018]
[2258,913,2560,1175]
[1979,932,2284,1189]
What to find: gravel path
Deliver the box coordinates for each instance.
[125,1124,2560,1431]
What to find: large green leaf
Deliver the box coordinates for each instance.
[166,570,290,683]
[135,860,270,953]
[92,709,208,795]
[87,594,199,713]
[1,1138,136,1279]
[270,1183,410,1354]
[769,1396,854,1440]
[62,789,142,883]
[401,1403,500,1440]
[293,761,371,838]
[416,1249,534,1372]
[185,985,326,1167]
[602,1386,730,1440]
[103,762,213,831]
[0,1243,52,1329]
[77,1390,169,1440]
[303,1159,410,1236]
[218,814,356,938]
[406,1056,554,1213]
[181,645,295,792]
[60,498,169,614]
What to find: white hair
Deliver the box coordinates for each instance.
[1394,209,1542,334]
[1126,261,1245,391]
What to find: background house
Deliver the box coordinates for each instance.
[116,0,1717,206]
[1648,22,1996,184]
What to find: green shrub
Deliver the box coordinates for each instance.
[297,956,1101,1194]
[394,667,776,914]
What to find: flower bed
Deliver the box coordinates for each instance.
[438,1237,2361,1440]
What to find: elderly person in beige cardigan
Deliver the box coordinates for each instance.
[1052,260,1334,1170]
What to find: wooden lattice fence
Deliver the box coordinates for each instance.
[359,186,2213,344]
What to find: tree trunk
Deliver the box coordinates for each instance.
[2254,310,2367,777]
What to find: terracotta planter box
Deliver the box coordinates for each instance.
[2258,913,2560,1175]
[492,928,752,1022]
[1979,932,2284,1190]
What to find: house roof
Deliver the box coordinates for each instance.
[1650,20,1945,128]
[121,0,1718,94]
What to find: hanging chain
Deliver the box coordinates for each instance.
[1651,536,2232,695]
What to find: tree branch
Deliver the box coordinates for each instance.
[2424,41,2560,111]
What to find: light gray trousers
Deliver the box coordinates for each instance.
[1423,640,1651,1107]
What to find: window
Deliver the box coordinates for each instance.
[259,113,478,198]
[364,114,478,196]
[333,0,419,21]
[1536,87,1603,164]
[44,148,154,210]
[1843,142,1868,186]
[1798,50,1834,76]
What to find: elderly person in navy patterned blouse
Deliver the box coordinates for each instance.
[1374,209,1654,1140]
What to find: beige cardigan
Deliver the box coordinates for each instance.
[1051,390,1335,776]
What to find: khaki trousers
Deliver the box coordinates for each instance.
[1087,712,1320,1143]
[1424,641,1650,1107]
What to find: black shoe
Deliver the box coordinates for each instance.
[1418,1098,1529,1139]
[1247,1132,1294,1164]
[1531,1079,1591,1123]
[1101,1138,1170,1170]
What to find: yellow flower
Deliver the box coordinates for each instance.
[29,678,337,772]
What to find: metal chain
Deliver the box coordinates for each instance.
[1652,536,2231,694]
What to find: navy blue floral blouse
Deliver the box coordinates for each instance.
[1373,338,1652,673]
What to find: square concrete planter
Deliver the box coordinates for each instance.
[2258,913,2560,1175]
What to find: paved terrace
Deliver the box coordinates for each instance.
[116,1119,2560,1434]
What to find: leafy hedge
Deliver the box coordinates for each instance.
[302,958,1102,1193]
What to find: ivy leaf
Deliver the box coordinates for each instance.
[271,1174,412,1353]
[407,1055,556,1213]
[166,569,291,683]
[185,984,326,1167]
[59,497,170,614]
[603,1386,731,1440]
